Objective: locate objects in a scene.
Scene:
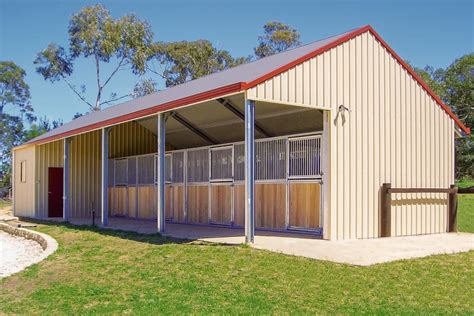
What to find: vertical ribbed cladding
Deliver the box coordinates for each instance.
[34,120,157,219]
[68,130,101,218]
[12,146,36,217]
[247,30,456,239]
[35,139,64,218]
[109,121,157,158]
[329,32,454,239]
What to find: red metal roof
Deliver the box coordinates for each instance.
[24,25,469,146]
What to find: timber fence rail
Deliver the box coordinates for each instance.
[458,186,474,194]
[380,183,459,237]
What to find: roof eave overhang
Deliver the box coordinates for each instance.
[19,82,246,148]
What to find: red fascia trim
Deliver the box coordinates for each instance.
[28,82,246,145]
[245,25,470,135]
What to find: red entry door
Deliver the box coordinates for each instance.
[48,167,63,217]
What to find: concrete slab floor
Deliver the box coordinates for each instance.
[65,217,473,266]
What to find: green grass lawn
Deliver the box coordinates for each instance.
[0,197,473,314]
[457,179,474,235]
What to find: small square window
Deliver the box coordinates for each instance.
[20,160,27,183]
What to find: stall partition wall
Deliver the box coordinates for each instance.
[108,132,323,232]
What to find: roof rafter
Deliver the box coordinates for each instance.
[216,98,273,137]
[169,111,218,145]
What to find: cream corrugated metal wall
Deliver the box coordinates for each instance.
[109,121,157,159]
[35,140,64,218]
[69,130,101,218]
[248,31,455,239]
[13,146,36,217]
[33,120,157,218]
[247,53,332,110]
[70,121,157,217]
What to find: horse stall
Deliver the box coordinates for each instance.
[108,132,323,233]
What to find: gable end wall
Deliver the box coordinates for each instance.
[249,31,455,239]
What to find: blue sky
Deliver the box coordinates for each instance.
[1,0,473,124]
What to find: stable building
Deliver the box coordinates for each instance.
[12,25,470,241]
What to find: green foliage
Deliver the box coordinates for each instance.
[444,54,474,129]
[412,65,446,99]
[445,55,473,178]
[34,4,154,111]
[35,44,73,84]
[0,61,36,195]
[254,21,301,58]
[0,114,25,193]
[0,61,34,122]
[414,54,474,179]
[133,78,157,98]
[68,5,153,75]
[457,178,474,188]
[152,40,249,87]
[23,117,63,142]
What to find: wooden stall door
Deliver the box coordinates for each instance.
[109,187,128,217]
[128,187,137,218]
[165,185,172,221]
[256,183,286,229]
[233,183,286,229]
[48,167,63,217]
[289,182,321,230]
[171,185,185,222]
[233,184,245,226]
[187,185,209,224]
[210,184,232,225]
[137,186,156,219]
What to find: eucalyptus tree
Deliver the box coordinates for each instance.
[34,4,154,112]
[0,61,35,193]
[0,61,34,121]
[149,40,250,87]
[254,21,301,58]
[133,78,157,97]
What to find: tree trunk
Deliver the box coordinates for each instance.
[95,89,101,111]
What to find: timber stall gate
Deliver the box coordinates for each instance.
[108,132,323,233]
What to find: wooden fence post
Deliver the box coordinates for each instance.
[448,184,458,232]
[381,183,391,237]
